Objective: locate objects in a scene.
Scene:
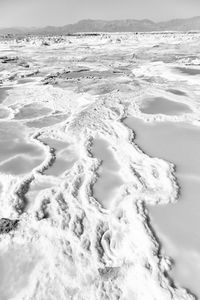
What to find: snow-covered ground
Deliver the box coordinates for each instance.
[0,32,200,300]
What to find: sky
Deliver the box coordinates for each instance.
[0,0,200,28]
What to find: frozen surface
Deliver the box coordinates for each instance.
[0,88,9,104]
[124,116,200,297]
[167,89,186,96]
[0,121,45,175]
[92,138,124,208]
[176,67,200,76]
[0,156,43,176]
[0,32,200,300]
[41,137,78,176]
[0,108,9,119]
[26,114,68,128]
[124,117,200,177]
[140,97,192,115]
[14,103,52,120]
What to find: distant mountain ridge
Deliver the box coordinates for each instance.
[1,16,200,35]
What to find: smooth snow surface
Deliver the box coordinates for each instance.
[0,32,200,300]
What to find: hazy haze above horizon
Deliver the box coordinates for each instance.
[0,0,200,28]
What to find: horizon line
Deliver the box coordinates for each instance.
[1,15,200,30]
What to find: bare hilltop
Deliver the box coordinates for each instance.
[1,16,200,35]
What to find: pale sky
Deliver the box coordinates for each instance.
[0,0,200,28]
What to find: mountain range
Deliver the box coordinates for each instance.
[1,16,200,35]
